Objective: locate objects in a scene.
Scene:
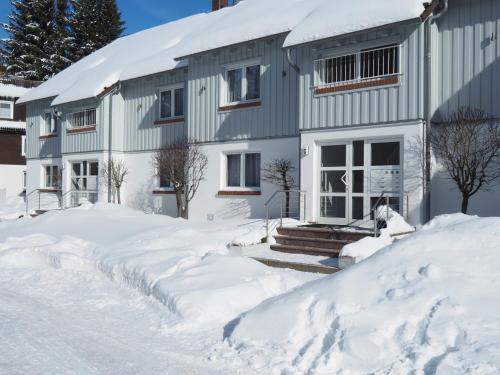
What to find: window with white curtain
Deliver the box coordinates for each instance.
[159,85,184,120]
[0,100,13,119]
[226,152,261,188]
[224,63,261,104]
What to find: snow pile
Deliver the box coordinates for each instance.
[0,196,26,221]
[0,204,315,329]
[0,120,25,130]
[340,206,415,263]
[227,214,500,374]
[19,0,426,106]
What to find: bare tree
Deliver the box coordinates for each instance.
[430,107,500,214]
[262,158,296,217]
[101,158,129,204]
[152,139,208,219]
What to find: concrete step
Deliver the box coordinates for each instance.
[277,226,372,242]
[270,244,341,258]
[274,234,349,250]
[252,257,340,275]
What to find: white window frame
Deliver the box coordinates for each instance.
[158,84,185,121]
[156,168,174,191]
[0,100,14,119]
[44,165,60,189]
[42,111,59,135]
[221,59,262,106]
[223,151,261,190]
[67,108,97,129]
[21,135,26,156]
[314,44,402,89]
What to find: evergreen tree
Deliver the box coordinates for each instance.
[47,0,74,74]
[70,0,124,61]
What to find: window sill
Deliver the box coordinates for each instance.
[218,190,261,197]
[218,101,261,112]
[66,125,97,134]
[314,76,399,95]
[152,190,176,195]
[39,133,58,139]
[154,117,184,126]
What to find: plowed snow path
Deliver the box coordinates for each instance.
[0,267,251,375]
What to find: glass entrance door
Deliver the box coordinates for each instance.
[71,161,99,205]
[319,144,349,225]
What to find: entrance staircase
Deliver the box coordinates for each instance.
[271,226,373,257]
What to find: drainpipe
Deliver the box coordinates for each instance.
[107,83,121,203]
[423,0,449,222]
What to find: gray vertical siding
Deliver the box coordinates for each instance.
[431,0,500,119]
[122,69,187,151]
[60,98,104,154]
[187,34,300,143]
[298,22,425,130]
[25,97,61,159]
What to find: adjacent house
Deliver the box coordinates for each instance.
[0,79,37,204]
[18,0,500,225]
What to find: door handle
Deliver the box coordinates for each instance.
[341,172,348,186]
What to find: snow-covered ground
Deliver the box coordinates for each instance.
[0,196,25,221]
[1,205,499,374]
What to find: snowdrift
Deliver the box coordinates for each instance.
[229,214,500,374]
[0,204,315,329]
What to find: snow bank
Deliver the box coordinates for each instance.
[340,206,414,263]
[228,214,500,374]
[19,0,426,106]
[0,204,315,329]
[0,196,26,221]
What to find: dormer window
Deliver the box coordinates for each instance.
[315,44,400,94]
[0,100,13,120]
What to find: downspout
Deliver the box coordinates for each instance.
[107,82,121,203]
[424,0,449,222]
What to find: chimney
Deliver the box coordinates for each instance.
[212,0,228,11]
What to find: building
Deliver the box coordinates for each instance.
[0,79,37,204]
[18,0,500,225]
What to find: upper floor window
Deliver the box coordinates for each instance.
[224,63,261,104]
[159,85,184,120]
[68,108,97,129]
[315,44,400,90]
[0,100,13,119]
[43,112,59,134]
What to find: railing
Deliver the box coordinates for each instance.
[61,190,98,209]
[370,191,403,237]
[265,190,307,241]
[25,189,62,216]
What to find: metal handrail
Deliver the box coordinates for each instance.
[265,190,307,241]
[25,188,62,215]
[61,190,98,209]
[371,191,393,237]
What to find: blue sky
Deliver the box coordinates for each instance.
[0,0,210,39]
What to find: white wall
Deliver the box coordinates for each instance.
[188,137,300,221]
[0,164,26,202]
[121,151,178,217]
[300,121,425,226]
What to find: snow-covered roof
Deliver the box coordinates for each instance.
[0,120,25,132]
[18,0,427,106]
[0,83,31,98]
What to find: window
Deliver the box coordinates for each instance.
[225,63,261,104]
[21,136,26,156]
[68,108,97,128]
[43,112,59,134]
[158,168,172,189]
[371,142,400,166]
[159,86,184,120]
[45,165,60,188]
[226,153,261,188]
[315,44,400,88]
[0,100,13,119]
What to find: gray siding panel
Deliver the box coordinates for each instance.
[187,34,299,143]
[122,70,187,151]
[432,0,500,119]
[26,97,61,159]
[298,22,425,130]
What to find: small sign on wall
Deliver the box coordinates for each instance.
[370,168,401,194]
